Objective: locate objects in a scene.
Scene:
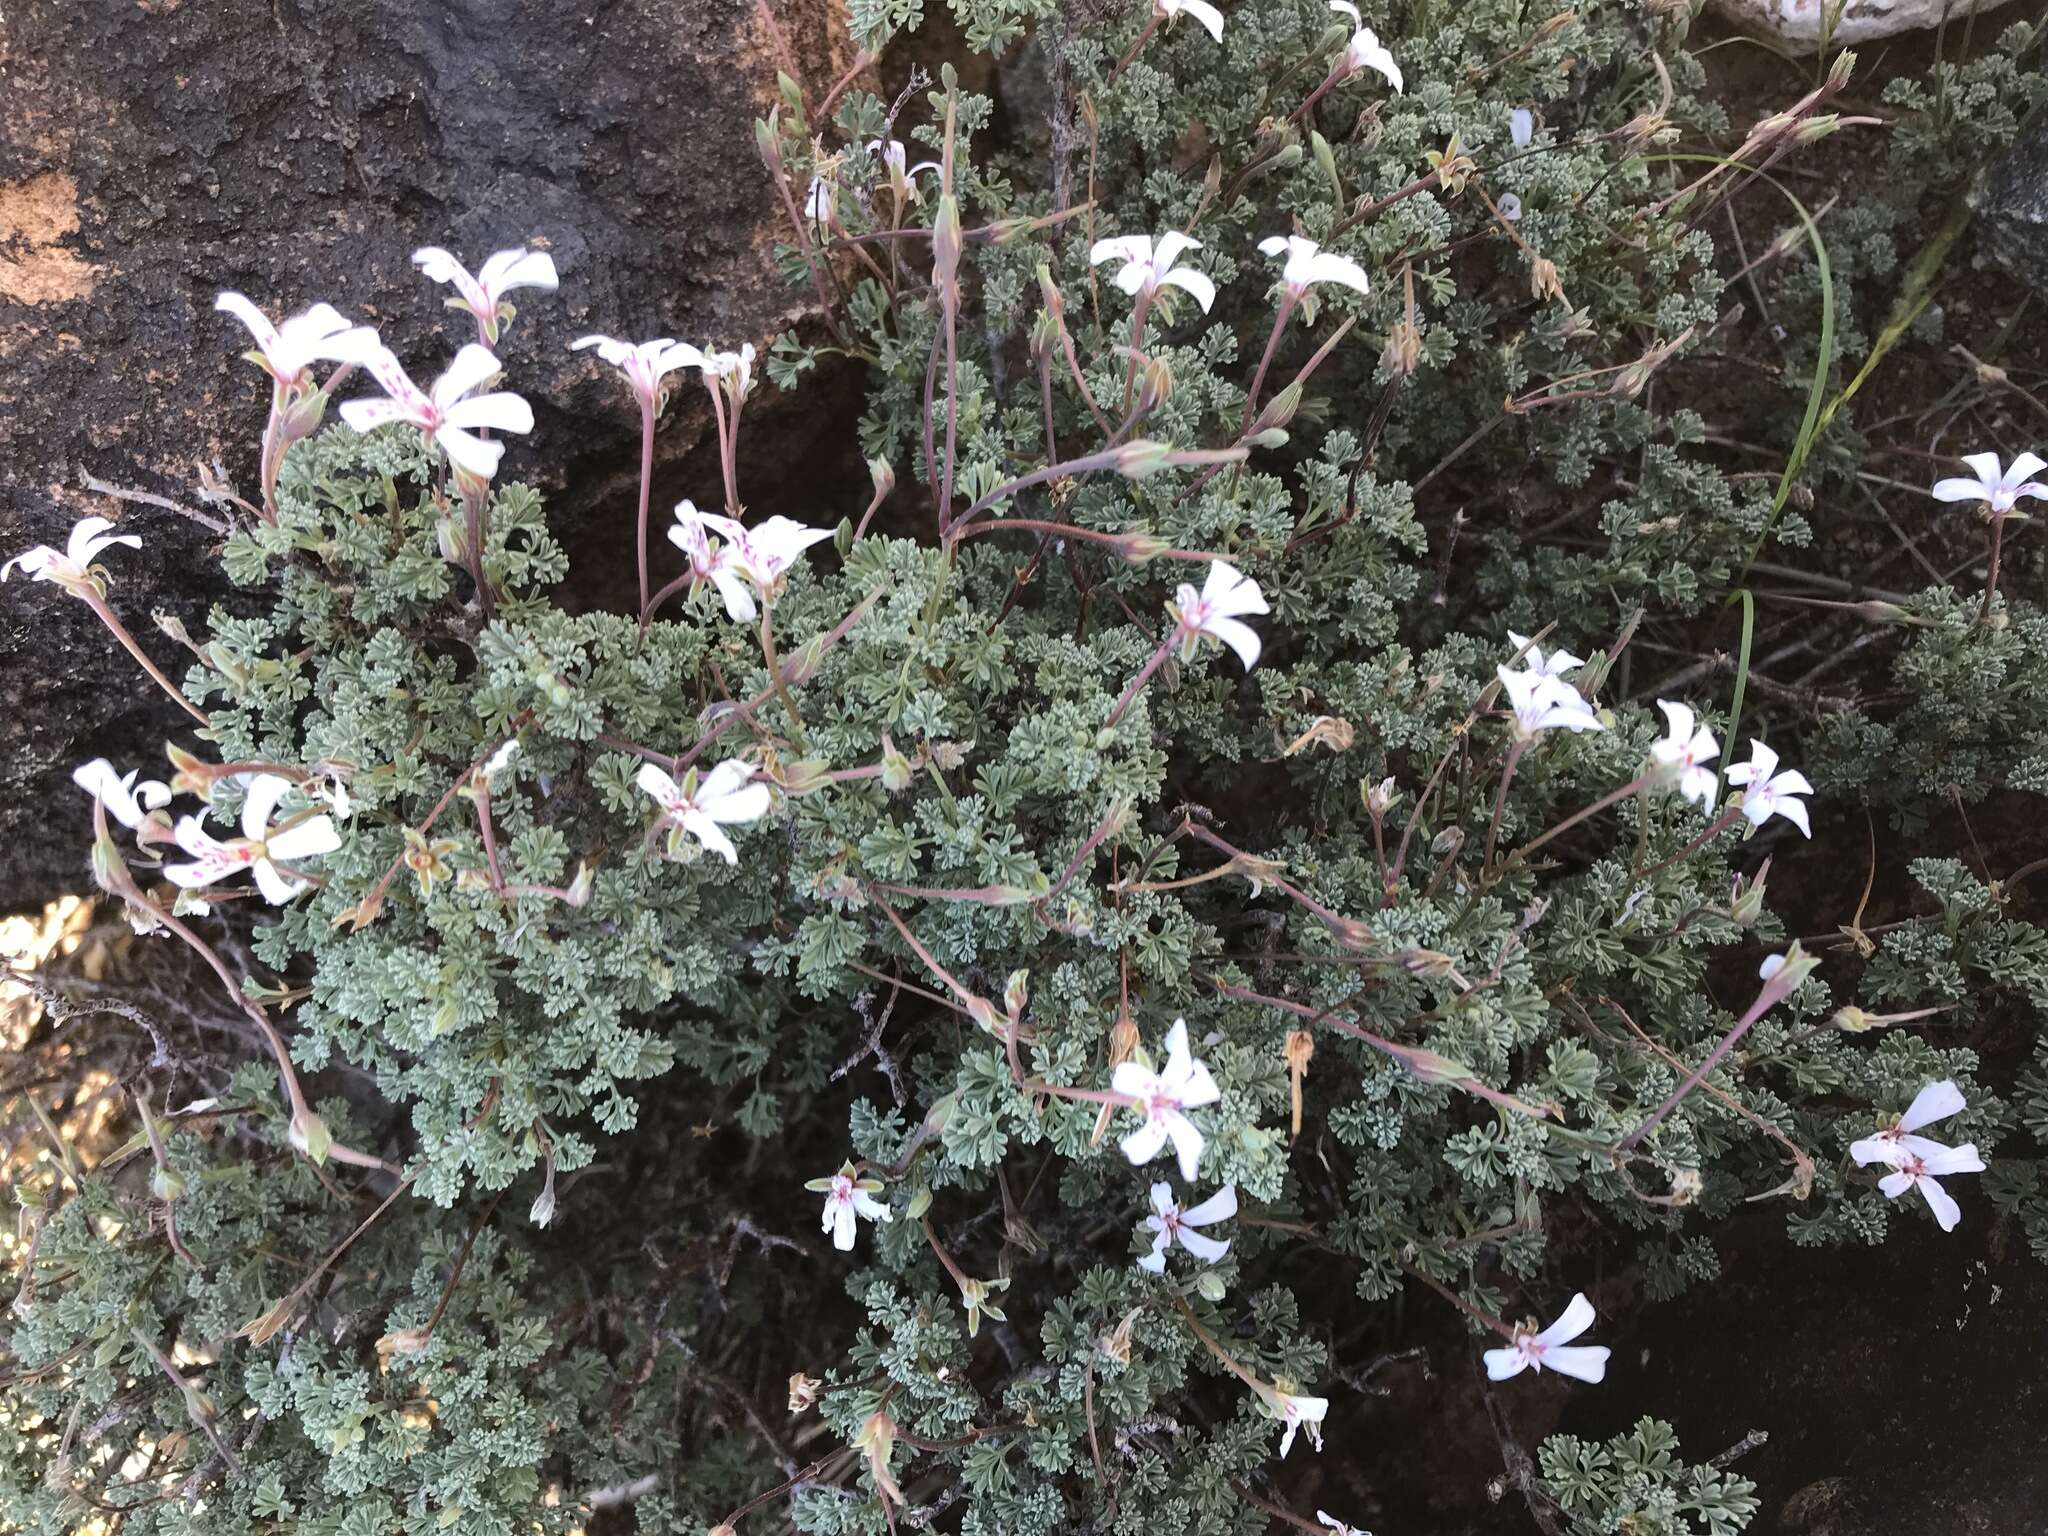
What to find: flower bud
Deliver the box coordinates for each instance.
[1004,969,1030,1019]
[151,1166,186,1203]
[1831,1005,1877,1033]
[1728,859,1770,926]
[879,735,914,792]
[1363,776,1399,816]
[289,1110,332,1164]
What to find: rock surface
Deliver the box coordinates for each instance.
[0,0,870,908]
[1705,0,2023,49]
[1978,65,2048,291]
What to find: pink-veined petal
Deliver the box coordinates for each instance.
[635,762,687,817]
[1089,235,1152,268]
[1877,1170,1915,1200]
[1111,1061,1155,1100]
[1898,1079,1965,1133]
[1483,1346,1527,1380]
[1120,1117,1170,1168]
[339,397,417,433]
[214,291,282,354]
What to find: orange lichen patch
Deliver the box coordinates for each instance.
[0,173,97,303]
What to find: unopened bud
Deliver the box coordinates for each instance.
[1364,776,1400,816]
[869,457,895,498]
[1831,1005,1877,1034]
[1728,859,1770,926]
[1109,1009,1141,1066]
[1004,969,1030,1019]
[151,1166,186,1203]
[288,1111,332,1165]
[1253,382,1303,434]
[879,735,914,792]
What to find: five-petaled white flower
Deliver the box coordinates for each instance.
[1089,232,1217,313]
[1930,451,2048,517]
[412,246,559,345]
[165,773,340,905]
[1483,1293,1610,1384]
[2,516,141,593]
[868,138,942,186]
[1650,700,1720,811]
[1111,1018,1222,1181]
[1724,740,1812,838]
[1138,1181,1237,1272]
[1267,1386,1329,1458]
[635,758,773,865]
[215,292,381,386]
[1851,1079,1984,1233]
[1328,1,1403,91]
[571,334,703,407]
[1156,0,1227,42]
[73,758,171,830]
[1506,630,1583,679]
[1173,560,1269,670]
[1257,234,1373,299]
[343,343,535,480]
[805,1161,891,1251]
[1496,656,1602,738]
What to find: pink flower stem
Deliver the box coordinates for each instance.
[92,805,396,1175]
[79,589,212,728]
[1495,767,1663,879]
[705,380,740,516]
[1106,13,1160,82]
[1038,349,1059,466]
[1104,635,1176,727]
[1239,292,1301,434]
[1481,738,1528,876]
[1122,286,1155,416]
[1632,805,1745,882]
[1287,66,1345,126]
[1616,980,1782,1153]
[475,785,506,891]
[634,393,656,619]
[757,607,808,749]
[257,384,285,525]
[1980,509,2005,623]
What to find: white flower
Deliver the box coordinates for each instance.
[1173,560,1270,670]
[1851,1080,1984,1233]
[2,516,141,591]
[1089,232,1217,313]
[804,176,835,222]
[1257,234,1372,299]
[867,138,942,184]
[635,758,773,865]
[1138,1181,1236,1272]
[671,508,835,619]
[666,501,758,621]
[1724,740,1812,838]
[164,773,341,905]
[1650,700,1720,811]
[73,758,171,829]
[1510,107,1535,147]
[1156,0,1226,41]
[480,740,520,786]
[1483,1293,1610,1384]
[1270,1388,1329,1457]
[1496,661,1603,738]
[341,344,534,479]
[1506,630,1584,678]
[412,246,558,344]
[215,292,381,385]
[1930,451,2048,516]
[570,333,704,407]
[805,1162,891,1251]
[1318,1514,1369,1536]
[1328,1,1403,91]
[667,341,758,402]
[1111,1018,1222,1180]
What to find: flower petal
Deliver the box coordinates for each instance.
[239,773,291,840]
[1180,1184,1237,1226]
[1917,1174,1962,1232]
[1898,1079,1965,1133]
[1542,1345,1609,1383]
[1534,1293,1597,1347]
[266,815,342,863]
